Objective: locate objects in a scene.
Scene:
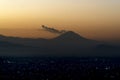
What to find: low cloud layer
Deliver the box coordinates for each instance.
[41,25,67,34]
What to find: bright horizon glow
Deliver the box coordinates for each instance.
[0,0,120,41]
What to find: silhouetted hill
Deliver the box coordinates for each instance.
[0,41,23,48]
[94,44,120,56]
[0,41,33,56]
[0,34,48,47]
[0,32,98,47]
[0,32,120,56]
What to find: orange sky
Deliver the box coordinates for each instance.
[0,0,120,41]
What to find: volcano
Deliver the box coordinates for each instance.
[0,31,119,56]
[53,31,86,41]
[52,31,98,46]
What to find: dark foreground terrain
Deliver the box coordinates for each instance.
[0,57,120,80]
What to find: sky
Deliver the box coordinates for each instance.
[0,0,120,41]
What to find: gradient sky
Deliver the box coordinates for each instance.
[0,0,120,41]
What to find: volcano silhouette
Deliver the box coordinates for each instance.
[0,31,98,46]
[53,31,87,41]
[52,31,98,46]
[0,31,120,56]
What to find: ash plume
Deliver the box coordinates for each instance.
[41,25,67,34]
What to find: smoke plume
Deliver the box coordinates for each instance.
[41,25,67,34]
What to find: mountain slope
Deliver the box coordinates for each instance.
[53,31,86,41]
[51,31,99,48]
[0,34,48,47]
[0,31,120,56]
[0,31,98,47]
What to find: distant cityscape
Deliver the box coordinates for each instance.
[0,57,120,80]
